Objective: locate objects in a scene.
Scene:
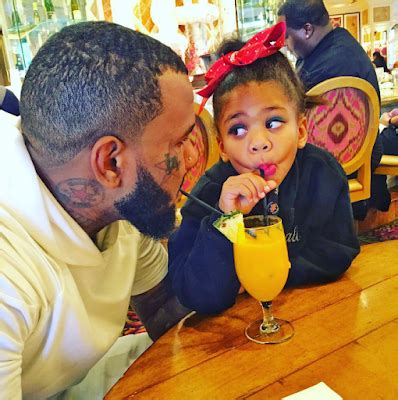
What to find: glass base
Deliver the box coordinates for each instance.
[245,318,294,344]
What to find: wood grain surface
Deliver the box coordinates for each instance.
[106,240,398,400]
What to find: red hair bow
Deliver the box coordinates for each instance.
[197,21,286,113]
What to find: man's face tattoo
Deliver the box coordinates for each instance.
[155,152,181,185]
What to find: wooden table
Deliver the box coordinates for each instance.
[106,241,398,399]
[381,87,398,112]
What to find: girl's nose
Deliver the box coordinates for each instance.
[249,129,272,153]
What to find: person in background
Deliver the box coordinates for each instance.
[1,21,202,399]
[277,0,379,94]
[168,22,359,315]
[380,108,398,156]
[277,0,390,219]
[0,85,20,115]
[373,51,390,73]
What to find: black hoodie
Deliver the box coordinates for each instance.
[168,144,360,314]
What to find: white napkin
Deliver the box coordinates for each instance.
[282,382,342,400]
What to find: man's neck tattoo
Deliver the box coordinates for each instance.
[55,178,105,209]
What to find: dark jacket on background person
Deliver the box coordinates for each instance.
[296,27,380,99]
[373,53,389,73]
[380,124,398,156]
[168,144,360,314]
[0,86,20,116]
[296,27,389,217]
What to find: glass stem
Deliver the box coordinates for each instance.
[260,301,280,334]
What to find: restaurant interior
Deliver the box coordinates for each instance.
[1,1,397,90]
[0,0,397,399]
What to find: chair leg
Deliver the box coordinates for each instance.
[353,220,359,235]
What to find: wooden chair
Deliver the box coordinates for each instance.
[374,155,398,175]
[306,77,380,203]
[177,103,219,208]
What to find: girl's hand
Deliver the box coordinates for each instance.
[218,172,277,215]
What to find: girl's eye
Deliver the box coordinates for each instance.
[266,118,284,129]
[228,125,247,137]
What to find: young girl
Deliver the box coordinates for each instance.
[167,22,359,314]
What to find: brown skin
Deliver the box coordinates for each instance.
[27,71,285,339]
[30,71,198,239]
[27,71,199,340]
[380,110,398,127]
[278,15,333,59]
[217,81,307,215]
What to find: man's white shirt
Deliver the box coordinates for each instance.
[0,114,167,399]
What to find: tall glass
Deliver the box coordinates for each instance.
[233,215,294,344]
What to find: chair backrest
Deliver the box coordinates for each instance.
[306,77,380,202]
[178,103,219,207]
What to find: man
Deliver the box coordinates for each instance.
[0,21,197,399]
[278,0,390,218]
[277,0,379,95]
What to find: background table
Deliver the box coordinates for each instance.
[381,86,398,113]
[106,241,398,399]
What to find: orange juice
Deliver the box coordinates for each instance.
[233,219,290,302]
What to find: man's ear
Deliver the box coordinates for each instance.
[297,115,308,149]
[303,23,314,39]
[217,137,229,162]
[91,136,127,188]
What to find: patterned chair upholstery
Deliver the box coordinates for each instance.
[306,77,380,203]
[177,103,219,208]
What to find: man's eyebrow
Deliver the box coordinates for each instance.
[180,123,196,140]
[187,123,196,135]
